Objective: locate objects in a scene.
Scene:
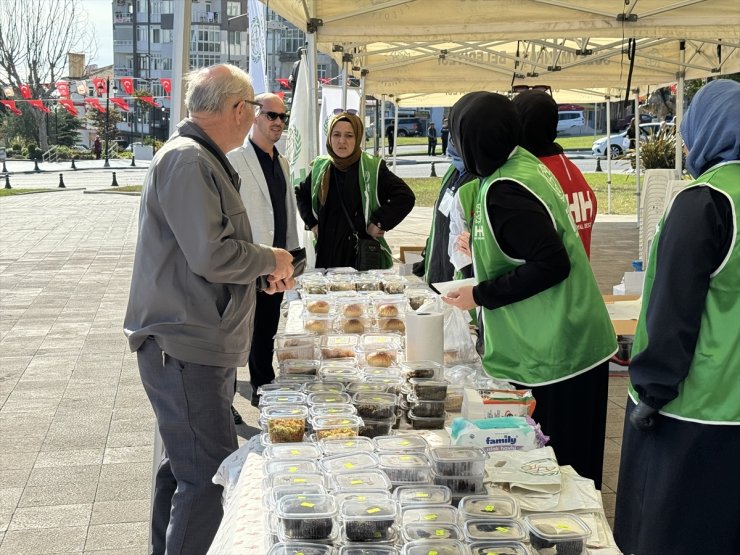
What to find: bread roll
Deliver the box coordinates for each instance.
[342,318,365,333]
[307,300,330,314]
[366,351,394,367]
[381,318,405,332]
[377,304,399,317]
[342,303,364,318]
[304,319,328,333]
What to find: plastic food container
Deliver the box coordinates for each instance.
[401,539,468,555]
[458,495,519,521]
[318,366,362,385]
[468,541,529,555]
[524,513,590,555]
[463,520,526,542]
[275,333,316,349]
[267,541,334,555]
[377,317,406,333]
[378,453,433,485]
[309,404,357,419]
[358,417,396,439]
[406,287,434,311]
[275,344,319,363]
[265,458,318,476]
[331,469,393,492]
[302,314,335,335]
[268,472,326,490]
[263,442,321,460]
[401,361,443,380]
[312,415,362,440]
[328,275,356,292]
[336,491,393,509]
[360,345,401,368]
[407,408,446,430]
[374,435,429,454]
[352,392,398,419]
[262,405,308,443]
[445,385,464,412]
[347,382,389,395]
[366,376,406,395]
[320,333,359,358]
[259,392,307,408]
[267,484,326,510]
[403,522,463,542]
[301,275,328,295]
[307,391,352,406]
[361,332,404,348]
[430,447,488,477]
[353,274,382,292]
[274,374,316,386]
[338,545,399,555]
[338,317,371,334]
[319,452,380,474]
[336,298,369,318]
[276,494,337,541]
[319,435,375,456]
[258,383,304,395]
[341,498,399,542]
[432,474,485,498]
[304,381,345,394]
[394,485,452,506]
[279,359,320,376]
[380,278,407,295]
[407,394,446,418]
[304,294,333,314]
[371,296,406,317]
[409,379,448,401]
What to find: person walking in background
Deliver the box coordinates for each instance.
[296,111,414,269]
[441,92,616,489]
[93,136,102,160]
[614,79,740,555]
[440,118,450,156]
[626,117,637,150]
[386,122,395,156]
[513,90,597,257]
[427,122,438,156]
[227,92,300,408]
[124,64,295,555]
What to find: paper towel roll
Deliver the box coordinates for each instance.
[405,310,444,364]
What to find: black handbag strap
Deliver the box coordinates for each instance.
[335,184,360,240]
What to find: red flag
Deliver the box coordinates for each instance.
[29,100,52,113]
[2,85,14,97]
[139,95,161,107]
[110,97,130,111]
[55,81,70,98]
[160,78,172,95]
[0,99,22,115]
[92,77,107,96]
[276,78,290,90]
[84,98,106,112]
[59,99,77,116]
[119,77,135,95]
[19,83,32,99]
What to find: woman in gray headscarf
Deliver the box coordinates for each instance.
[614,79,740,555]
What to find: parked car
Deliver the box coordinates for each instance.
[592,122,672,157]
[557,110,585,134]
[391,117,424,137]
[616,113,654,131]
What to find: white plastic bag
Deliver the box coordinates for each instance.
[443,305,479,364]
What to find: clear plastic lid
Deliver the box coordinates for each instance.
[331,469,393,492]
[267,541,334,555]
[377,317,406,333]
[262,406,309,443]
[347,382,389,395]
[341,498,399,521]
[380,279,407,295]
[318,366,362,383]
[267,484,326,510]
[319,452,380,474]
[279,359,320,376]
[319,334,359,359]
[378,453,433,484]
[302,314,334,335]
[352,392,398,419]
[336,491,392,508]
[263,442,321,460]
[303,381,345,394]
[407,394,446,418]
[319,435,375,456]
[274,332,317,349]
[268,472,326,489]
[401,361,443,380]
[429,447,488,477]
[311,415,363,440]
[361,332,404,348]
[468,541,529,555]
[303,293,333,313]
[407,409,446,430]
[524,513,590,549]
[394,485,452,506]
[275,374,317,385]
[306,391,352,405]
[374,435,429,454]
[403,522,463,542]
[401,539,468,555]
[275,344,318,363]
[336,298,369,318]
[258,383,304,394]
[366,375,406,395]
[363,367,403,379]
[300,274,328,295]
[276,493,337,519]
[328,276,356,292]
[458,495,519,521]
[338,317,371,334]
[371,295,407,317]
[408,379,448,401]
[265,458,318,476]
[463,520,526,542]
[259,392,307,408]
[353,275,383,293]
[401,505,459,526]
[360,345,401,368]
[309,404,357,419]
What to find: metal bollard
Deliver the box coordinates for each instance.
[4,174,11,189]
[1,160,7,173]
[130,155,136,167]
[71,158,77,170]
[58,173,66,188]
[430,161,437,177]
[33,159,41,172]
[595,157,603,172]
[111,172,119,187]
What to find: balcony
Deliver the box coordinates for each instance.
[114,13,133,24]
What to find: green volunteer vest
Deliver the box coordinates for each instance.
[453,178,480,282]
[629,161,740,424]
[472,147,616,386]
[423,164,457,281]
[310,152,392,268]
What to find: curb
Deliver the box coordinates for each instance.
[1,187,87,195]
[83,190,141,196]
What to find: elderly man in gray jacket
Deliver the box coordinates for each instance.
[124,64,294,555]
[228,92,300,406]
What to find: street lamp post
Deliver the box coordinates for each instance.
[102,76,111,168]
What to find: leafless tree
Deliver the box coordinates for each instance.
[0,0,97,150]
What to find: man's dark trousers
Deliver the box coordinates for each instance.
[138,337,237,555]
[248,290,284,395]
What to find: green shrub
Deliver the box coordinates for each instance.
[117,151,133,159]
[11,142,23,152]
[27,144,42,160]
[624,127,678,170]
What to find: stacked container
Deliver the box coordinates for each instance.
[429,447,487,502]
[352,392,398,438]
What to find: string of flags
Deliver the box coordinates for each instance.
[0,77,172,117]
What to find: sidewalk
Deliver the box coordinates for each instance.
[0,174,635,552]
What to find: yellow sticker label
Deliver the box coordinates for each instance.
[372,397,382,401]
[357,496,366,501]
[350,479,364,485]
[423,513,438,521]
[483,504,496,512]
[277,397,288,401]
[341,419,350,424]
[367,507,381,514]
[415,492,430,498]
[495,526,510,533]
[400,455,412,461]
[325,397,336,402]
[300,502,315,508]
[293,478,306,483]
[556,523,572,530]
[344,462,355,469]
[288,466,298,473]
[344,441,355,447]
[400,440,411,446]
[435,529,446,536]
[429,551,438,555]
[289,449,300,455]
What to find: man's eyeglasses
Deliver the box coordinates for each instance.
[260,110,288,122]
[333,108,358,115]
[233,98,263,109]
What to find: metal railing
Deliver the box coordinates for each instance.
[42,145,60,163]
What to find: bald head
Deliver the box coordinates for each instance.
[185,64,254,115]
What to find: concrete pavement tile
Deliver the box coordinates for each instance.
[0,435,47,453]
[0,469,32,489]
[83,549,144,555]
[102,445,151,465]
[0,453,37,472]
[0,488,23,512]
[8,503,92,530]
[26,465,100,488]
[602,491,616,524]
[94,478,151,503]
[0,356,33,373]
[33,449,105,469]
[105,431,152,448]
[0,525,87,554]
[602,472,619,494]
[18,482,98,508]
[84,522,148,552]
[99,462,149,484]
[111,406,155,422]
[42,432,108,450]
[89,499,148,526]
[0,511,9,533]
[55,398,115,414]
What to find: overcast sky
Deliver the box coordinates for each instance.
[80,0,114,68]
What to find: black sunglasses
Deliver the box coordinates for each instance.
[333,108,358,115]
[260,110,288,122]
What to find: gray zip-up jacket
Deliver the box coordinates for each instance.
[124,119,276,367]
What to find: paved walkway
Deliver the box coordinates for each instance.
[0,170,636,552]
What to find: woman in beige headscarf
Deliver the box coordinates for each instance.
[296,111,415,269]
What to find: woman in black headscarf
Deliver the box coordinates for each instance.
[442,92,616,488]
[295,111,415,269]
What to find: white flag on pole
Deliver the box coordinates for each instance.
[248,0,267,94]
[319,85,361,155]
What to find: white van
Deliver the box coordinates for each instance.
[557,111,585,134]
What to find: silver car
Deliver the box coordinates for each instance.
[591,122,670,157]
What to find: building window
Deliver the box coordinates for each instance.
[226,1,240,17]
[317,64,328,79]
[151,27,161,43]
[281,28,304,55]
